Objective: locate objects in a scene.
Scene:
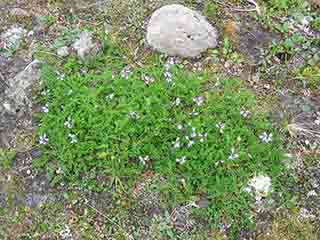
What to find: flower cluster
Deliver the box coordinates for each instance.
[164,57,176,83]
[288,16,314,36]
[173,125,208,151]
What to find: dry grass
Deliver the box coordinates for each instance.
[258,213,318,240]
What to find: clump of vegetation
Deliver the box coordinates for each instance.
[0,149,16,169]
[35,38,285,235]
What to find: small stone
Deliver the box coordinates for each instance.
[6,60,41,107]
[30,148,42,158]
[197,197,209,208]
[57,46,69,57]
[9,8,30,17]
[0,26,26,51]
[104,23,113,34]
[146,4,218,58]
[3,102,12,112]
[224,60,232,68]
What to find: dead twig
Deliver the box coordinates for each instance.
[210,0,261,15]
[76,0,110,10]
[82,197,122,228]
[230,8,258,13]
[245,0,261,15]
[288,123,320,139]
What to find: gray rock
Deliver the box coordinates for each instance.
[5,60,41,108]
[26,193,48,208]
[72,31,96,60]
[0,26,26,51]
[146,4,218,58]
[9,8,30,17]
[57,46,69,57]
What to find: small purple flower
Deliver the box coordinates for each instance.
[68,133,78,144]
[106,93,115,101]
[190,127,197,138]
[164,71,172,82]
[141,75,155,85]
[128,111,139,119]
[240,109,251,118]
[120,66,132,79]
[55,71,65,81]
[164,57,176,70]
[173,137,181,149]
[64,117,73,129]
[192,62,202,72]
[199,133,208,142]
[41,104,49,113]
[138,155,150,165]
[190,109,199,116]
[176,156,187,164]
[216,122,225,133]
[215,160,224,166]
[187,140,194,148]
[173,98,181,106]
[41,89,50,96]
[259,132,272,143]
[39,134,49,145]
[193,96,204,106]
[228,148,239,160]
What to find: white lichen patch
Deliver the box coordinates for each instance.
[245,175,272,198]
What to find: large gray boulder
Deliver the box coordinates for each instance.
[146,4,218,58]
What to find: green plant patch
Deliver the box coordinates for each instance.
[36,54,285,233]
[0,149,16,169]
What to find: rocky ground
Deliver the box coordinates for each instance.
[0,0,320,239]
